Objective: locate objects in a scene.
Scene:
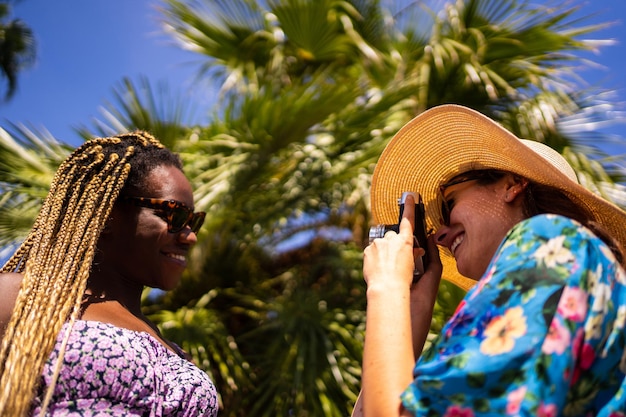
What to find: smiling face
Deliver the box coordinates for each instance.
[98,164,199,291]
[434,172,528,280]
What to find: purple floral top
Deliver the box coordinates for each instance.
[32,320,219,416]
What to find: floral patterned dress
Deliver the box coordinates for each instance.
[401,214,626,417]
[32,320,219,416]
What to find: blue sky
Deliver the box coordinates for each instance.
[1,0,626,152]
[1,0,212,145]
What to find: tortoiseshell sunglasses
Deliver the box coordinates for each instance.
[121,196,206,234]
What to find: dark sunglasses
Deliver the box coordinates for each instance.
[438,174,489,226]
[121,196,206,234]
[439,170,510,226]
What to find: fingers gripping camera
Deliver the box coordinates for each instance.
[368,192,430,283]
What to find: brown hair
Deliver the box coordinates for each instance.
[523,181,624,265]
[0,131,181,416]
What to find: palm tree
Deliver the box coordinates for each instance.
[0,125,68,253]
[153,0,626,414]
[1,0,625,415]
[0,2,35,101]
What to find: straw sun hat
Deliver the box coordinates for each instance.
[370,104,626,291]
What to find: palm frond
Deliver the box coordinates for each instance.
[0,5,36,100]
[0,125,71,247]
[76,76,197,147]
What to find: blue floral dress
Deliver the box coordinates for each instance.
[401,214,626,416]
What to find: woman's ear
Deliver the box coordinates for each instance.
[504,175,528,203]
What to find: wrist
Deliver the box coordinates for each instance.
[366,280,410,299]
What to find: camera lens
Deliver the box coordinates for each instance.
[368,224,398,243]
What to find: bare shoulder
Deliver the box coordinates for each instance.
[0,272,24,339]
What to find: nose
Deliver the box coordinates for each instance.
[177,228,198,245]
[434,226,449,246]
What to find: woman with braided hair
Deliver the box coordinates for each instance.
[0,131,218,416]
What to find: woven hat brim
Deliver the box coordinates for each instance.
[371,104,626,291]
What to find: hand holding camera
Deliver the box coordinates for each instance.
[368,192,430,283]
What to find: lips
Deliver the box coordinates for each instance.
[450,234,464,256]
[164,252,186,263]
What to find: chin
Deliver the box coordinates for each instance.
[155,278,182,292]
[457,264,482,281]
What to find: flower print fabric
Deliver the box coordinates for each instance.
[401,214,626,416]
[32,320,219,417]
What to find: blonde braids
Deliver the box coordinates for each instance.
[0,131,169,416]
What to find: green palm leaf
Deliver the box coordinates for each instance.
[0,126,70,247]
[0,3,36,100]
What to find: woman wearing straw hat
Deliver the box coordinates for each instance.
[356,104,626,416]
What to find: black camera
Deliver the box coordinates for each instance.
[368,192,430,282]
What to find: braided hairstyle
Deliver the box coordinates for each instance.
[0,131,183,416]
